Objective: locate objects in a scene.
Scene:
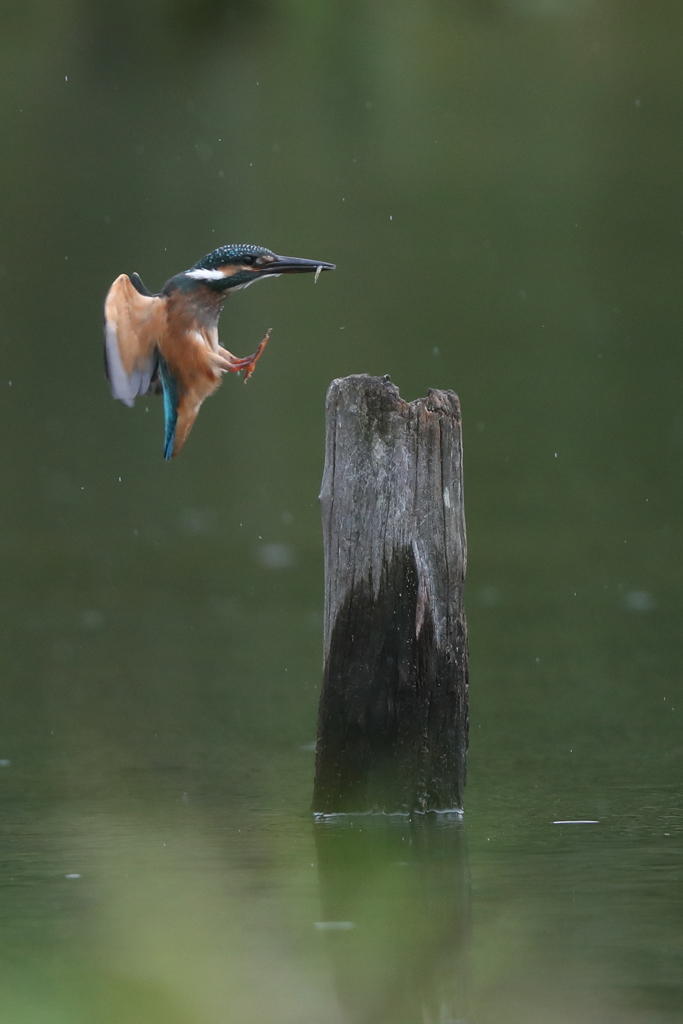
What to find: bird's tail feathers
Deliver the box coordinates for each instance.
[158,356,179,460]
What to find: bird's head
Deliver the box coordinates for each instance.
[169,244,335,294]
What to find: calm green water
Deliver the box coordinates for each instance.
[1,1,682,1021]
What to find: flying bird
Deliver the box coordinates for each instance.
[104,243,335,458]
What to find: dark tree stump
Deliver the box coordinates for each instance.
[313,374,468,815]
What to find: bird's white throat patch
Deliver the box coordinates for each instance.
[186,268,225,281]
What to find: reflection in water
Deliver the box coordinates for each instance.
[315,817,470,1024]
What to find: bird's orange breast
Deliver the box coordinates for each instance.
[160,303,221,399]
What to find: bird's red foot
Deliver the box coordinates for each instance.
[242,329,270,382]
[221,329,271,382]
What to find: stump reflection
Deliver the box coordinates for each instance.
[314,816,470,1024]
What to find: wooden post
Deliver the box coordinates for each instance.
[313,374,468,815]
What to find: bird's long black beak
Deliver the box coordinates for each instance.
[266,255,336,274]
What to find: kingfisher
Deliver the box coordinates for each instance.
[104,243,335,458]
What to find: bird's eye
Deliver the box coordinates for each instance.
[242,255,255,265]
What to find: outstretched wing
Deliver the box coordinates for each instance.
[104,274,164,407]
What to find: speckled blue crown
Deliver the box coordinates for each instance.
[193,244,275,270]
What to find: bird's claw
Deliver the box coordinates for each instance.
[220,329,271,382]
[242,331,270,382]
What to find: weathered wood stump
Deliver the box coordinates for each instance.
[313,374,468,815]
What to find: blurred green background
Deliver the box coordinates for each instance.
[0,1,682,1021]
